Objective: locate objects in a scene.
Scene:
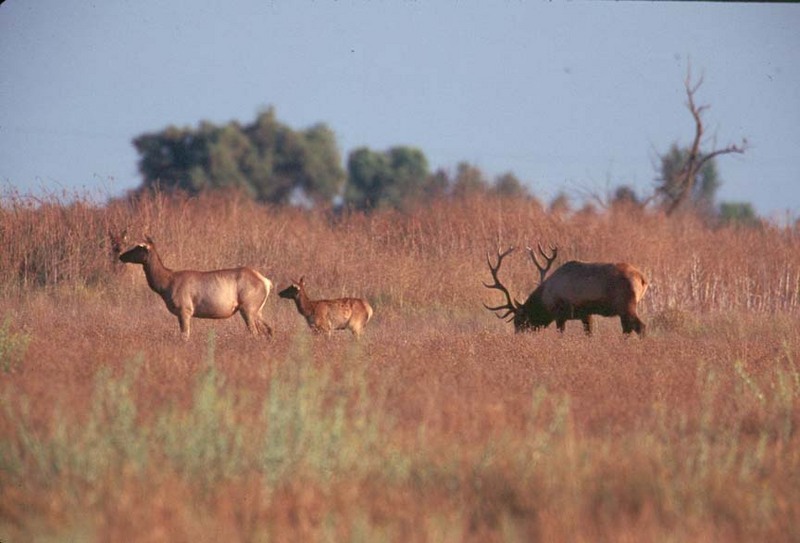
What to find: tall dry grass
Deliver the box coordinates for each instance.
[0,190,798,542]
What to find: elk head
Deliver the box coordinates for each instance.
[483,244,558,332]
[119,236,156,265]
[278,277,304,300]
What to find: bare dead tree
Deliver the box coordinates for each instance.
[658,68,748,216]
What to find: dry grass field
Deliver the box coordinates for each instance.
[0,190,798,542]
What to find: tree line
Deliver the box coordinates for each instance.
[132,75,753,223]
[134,107,532,211]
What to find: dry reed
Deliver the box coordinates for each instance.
[0,190,798,542]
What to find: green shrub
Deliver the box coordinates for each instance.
[0,317,29,373]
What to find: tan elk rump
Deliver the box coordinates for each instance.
[483,245,648,336]
[278,277,373,337]
[119,236,273,340]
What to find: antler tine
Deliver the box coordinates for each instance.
[538,243,557,261]
[485,246,515,268]
[482,302,516,321]
[526,243,558,283]
[483,247,520,317]
[483,246,515,288]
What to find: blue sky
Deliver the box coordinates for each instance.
[1,1,798,218]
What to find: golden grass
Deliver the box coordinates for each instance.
[0,190,798,542]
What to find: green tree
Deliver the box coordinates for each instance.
[344,146,429,210]
[133,108,345,205]
[423,169,450,200]
[719,202,759,227]
[492,172,529,199]
[611,185,640,206]
[450,162,488,198]
[549,192,571,215]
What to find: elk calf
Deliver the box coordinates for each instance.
[119,236,273,340]
[278,277,373,337]
[484,245,648,337]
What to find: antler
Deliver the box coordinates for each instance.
[526,243,558,283]
[483,247,520,321]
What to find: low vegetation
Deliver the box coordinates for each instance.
[0,190,798,542]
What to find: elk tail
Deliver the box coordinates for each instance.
[256,272,273,313]
[364,301,374,324]
[637,274,649,301]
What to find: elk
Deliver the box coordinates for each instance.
[119,236,273,340]
[278,277,373,337]
[483,245,648,336]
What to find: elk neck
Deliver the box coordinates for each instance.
[293,285,316,317]
[142,248,174,295]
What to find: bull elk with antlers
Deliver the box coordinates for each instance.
[119,236,273,340]
[483,245,648,336]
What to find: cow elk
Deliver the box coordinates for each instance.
[483,245,648,336]
[278,277,373,337]
[119,236,273,340]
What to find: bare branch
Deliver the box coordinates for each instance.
[658,67,748,216]
[696,140,748,171]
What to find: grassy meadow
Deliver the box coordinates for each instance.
[0,190,799,542]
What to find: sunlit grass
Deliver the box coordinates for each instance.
[0,190,798,541]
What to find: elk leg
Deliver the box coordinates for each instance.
[349,321,364,338]
[552,302,569,333]
[241,311,255,334]
[178,311,192,340]
[581,315,593,336]
[257,319,273,338]
[630,315,646,337]
[241,311,271,338]
[313,316,333,338]
[621,314,644,336]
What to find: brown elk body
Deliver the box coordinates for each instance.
[484,246,648,336]
[278,277,373,337]
[119,237,273,340]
